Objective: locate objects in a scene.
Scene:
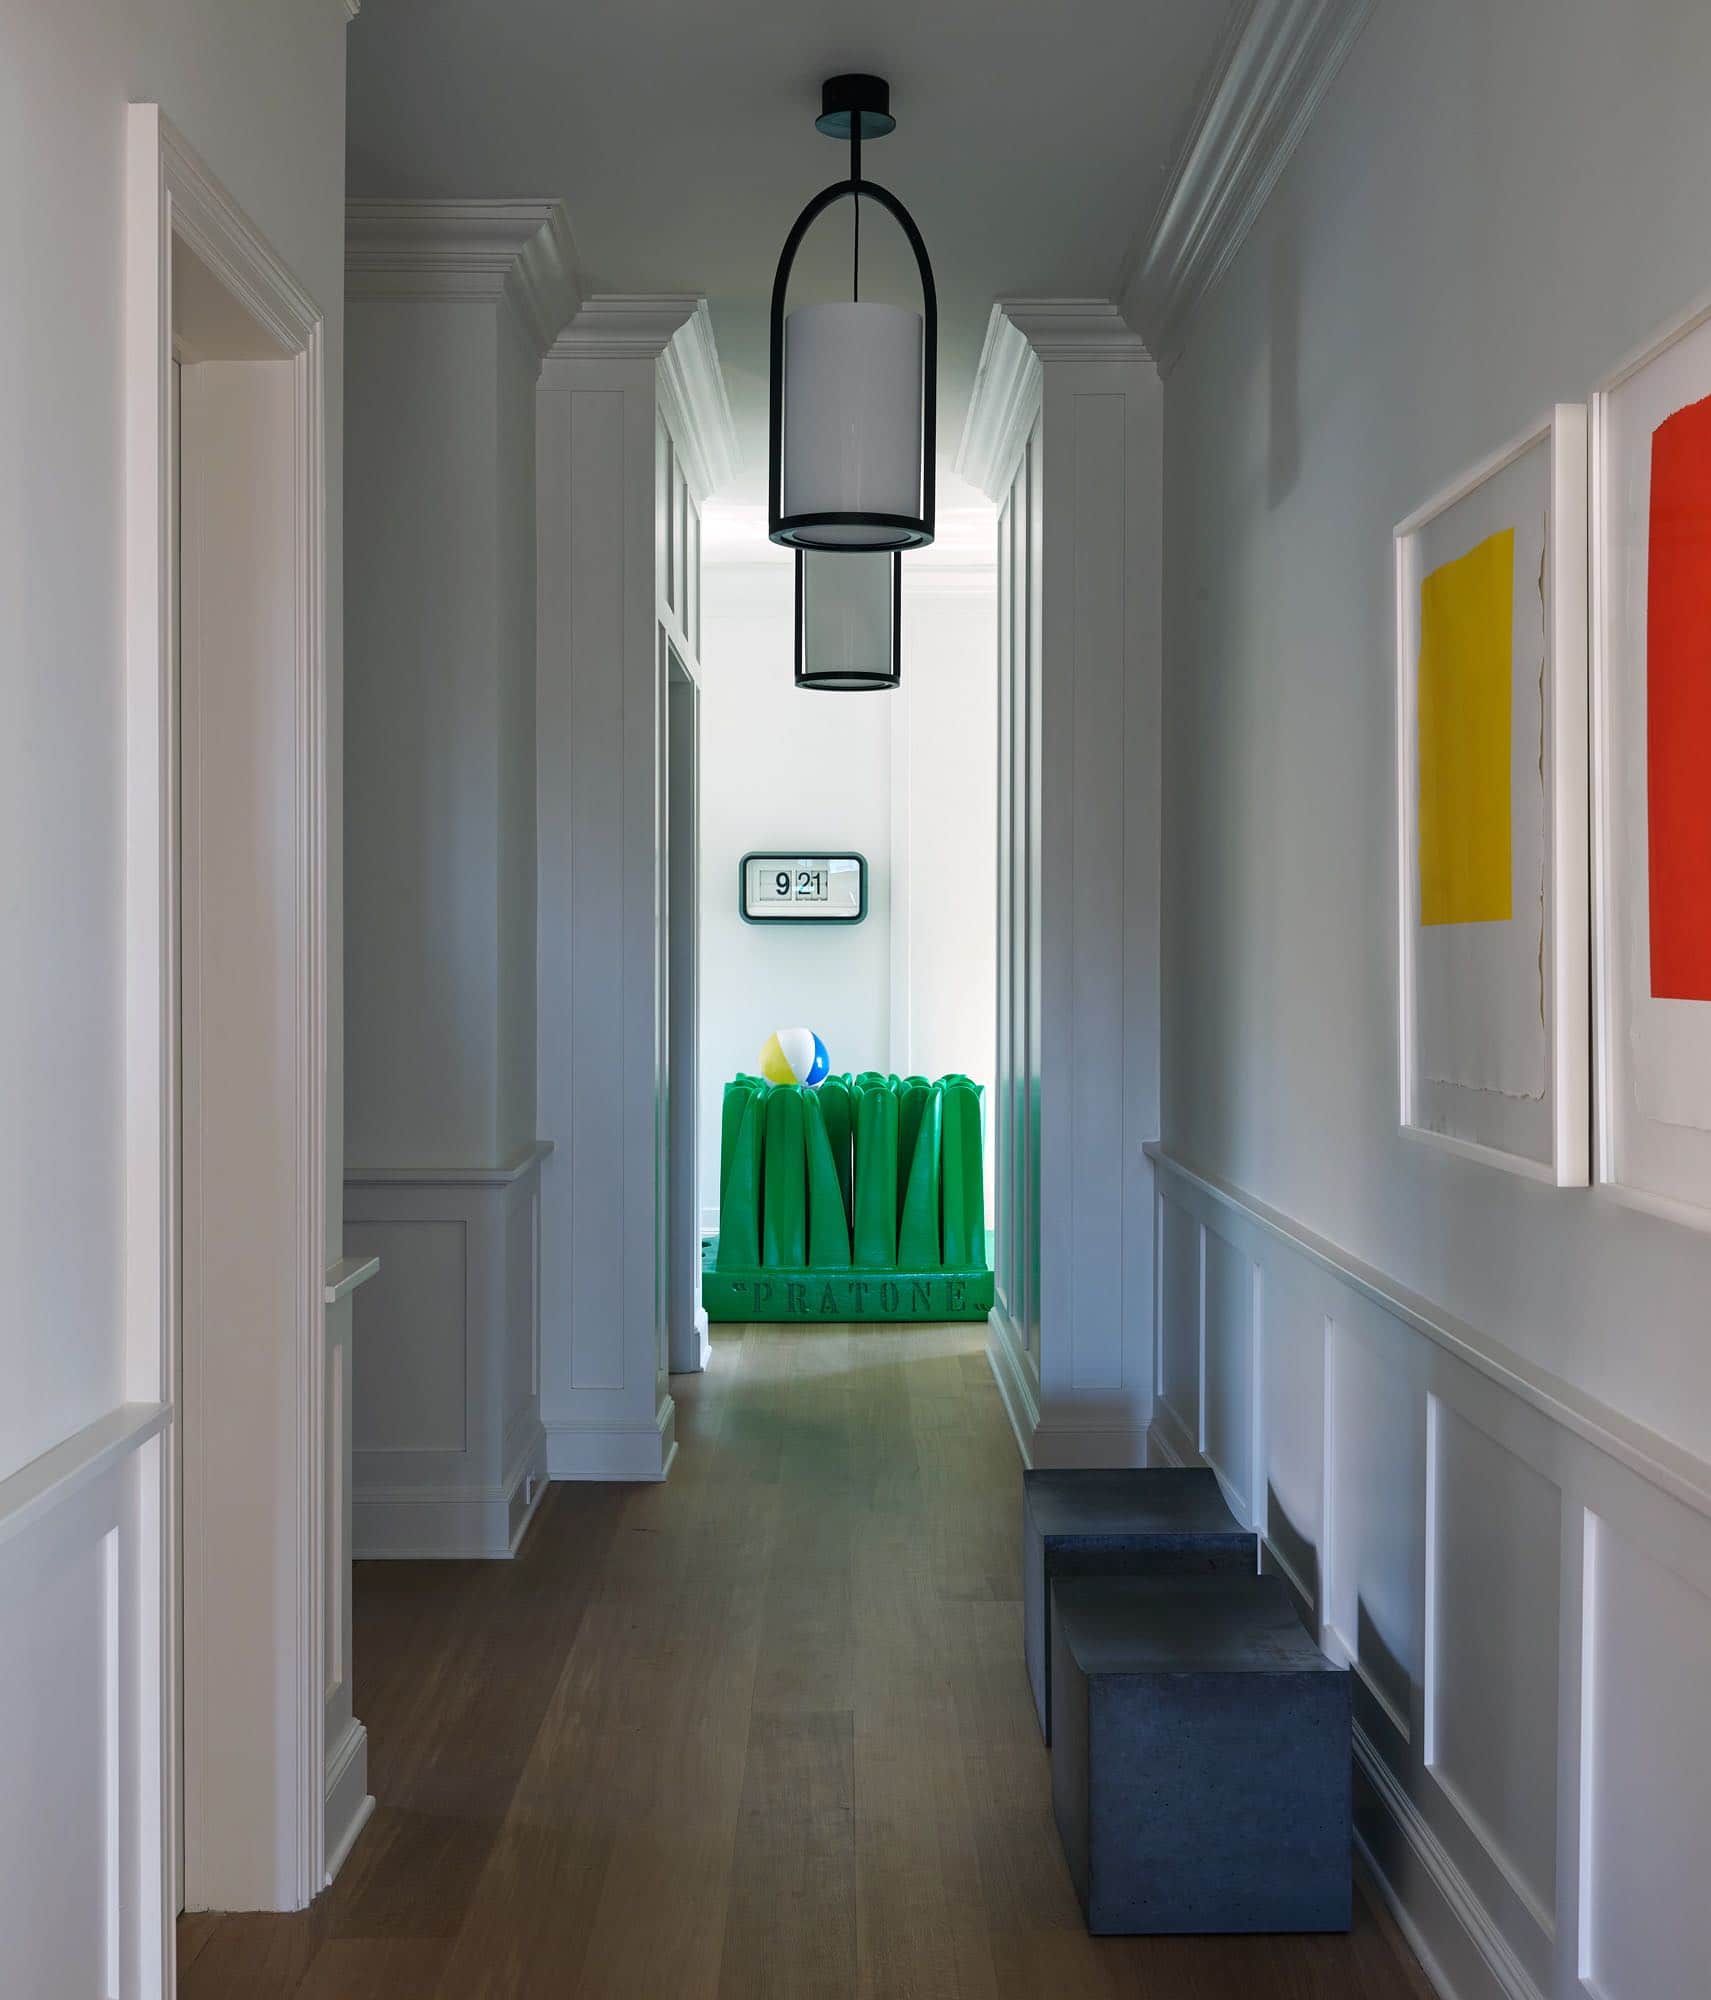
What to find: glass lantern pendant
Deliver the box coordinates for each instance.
[795,548,902,692]
[769,74,937,552]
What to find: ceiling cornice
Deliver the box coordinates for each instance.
[343,0,360,20]
[1119,0,1375,371]
[345,199,583,356]
[956,301,1149,503]
[548,293,702,361]
[548,297,740,503]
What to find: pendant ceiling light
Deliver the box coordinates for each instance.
[794,548,901,692]
[769,74,937,552]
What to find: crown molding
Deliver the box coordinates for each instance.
[343,0,360,19]
[345,199,583,356]
[657,303,740,503]
[547,296,740,503]
[546,293,700,360]
[1120,0,1374,371]
[956,301,1149,502]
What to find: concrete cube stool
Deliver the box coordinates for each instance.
[1050,1573,1351,1936]
[1023,1467,1255,1741]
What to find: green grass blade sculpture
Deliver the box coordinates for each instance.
[706,1072,993,1322]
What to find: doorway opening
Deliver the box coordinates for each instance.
[687,499,999,1351]
[127,109,332,1943]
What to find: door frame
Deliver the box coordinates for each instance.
[664,640,708,1374]
[125,104,328,1938]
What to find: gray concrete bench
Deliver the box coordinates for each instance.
[1023,1467,1256,1741]
[1050,1572,1351,1935]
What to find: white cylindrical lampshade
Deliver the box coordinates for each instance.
[782,302,923,546]
[797,550,899,689]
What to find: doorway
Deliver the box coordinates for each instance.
[127,108,332,1941]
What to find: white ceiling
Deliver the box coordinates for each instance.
[347,0,1241,495]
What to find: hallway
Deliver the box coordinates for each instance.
[179,1325,1429,1999]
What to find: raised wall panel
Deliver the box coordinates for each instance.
[346,1161,548,1558]
[1427,1400,1560,1947]
[1583,1513,1711,2000]
[0,1497,117,1996]
[1157,1196,1201,1449]
[0,1424,162,1997]
[349,1221,468,1455]
[1149,1149,1711,2000]
[1202,1227,1253,1514]
[1259,1256,1325,1611]
[1327,1309,1421,1740]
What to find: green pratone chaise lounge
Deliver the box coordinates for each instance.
[703,1071,993,1322]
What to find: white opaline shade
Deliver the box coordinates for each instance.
[798,550,898,688]
[782,302,923,545]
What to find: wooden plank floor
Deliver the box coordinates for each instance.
[180,1321,1435,1998]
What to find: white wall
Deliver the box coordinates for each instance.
[0,0,349,1485]
[0,0,349,1981]
[696,534,997,1231]
[1160,3,1711,1993]
[345,292,540,1170]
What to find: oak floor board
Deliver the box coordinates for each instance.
[180,1320,1431,2000]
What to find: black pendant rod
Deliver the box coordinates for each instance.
[851,121,861,300]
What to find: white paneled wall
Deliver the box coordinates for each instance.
[536,299,735,1476]
[967,302,1162,1468]
[1150,1148,1711,2000]
[993,418,1044,1400]
[345,1154,549,1558]
[0,1417,166,1997]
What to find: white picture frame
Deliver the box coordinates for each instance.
[1395,406,1589,1184]
[1591,297,1711,1229]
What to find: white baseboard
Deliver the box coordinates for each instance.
[669,1304,710,1377]
[353,1421,548,1559]
[1146,1399,1197,1469]
[1354,1726,1541,2000]
[323,1718,374,1887]
[985,1308,1041,1465]
[545,1393,678,1482]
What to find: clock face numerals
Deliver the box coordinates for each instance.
[741,854,865,923]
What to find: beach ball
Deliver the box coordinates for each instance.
[760,1026,829,1088]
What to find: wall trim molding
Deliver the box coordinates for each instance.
[545,296,739,502]
[345,1138,553,1186]
[1147,1144,1711,1523]
[956,299,1149,499]
[323,1254,381,1305]
[353,1421,547,1561]
[545,1394,678,1483]
[322,1720,374,1890]
[1353,1724,1543,2000]
[345,198,582,355]
[985,1308,1042,1466]
[657,301,740,503]
[1118,0,1375,369]
[129,101,330,1935]
[0,1403,168,1553]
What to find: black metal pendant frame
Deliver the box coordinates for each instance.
[768,80,937,553]
[793,550,902,692]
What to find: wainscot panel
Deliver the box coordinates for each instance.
[1147,1145,1711,2000]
